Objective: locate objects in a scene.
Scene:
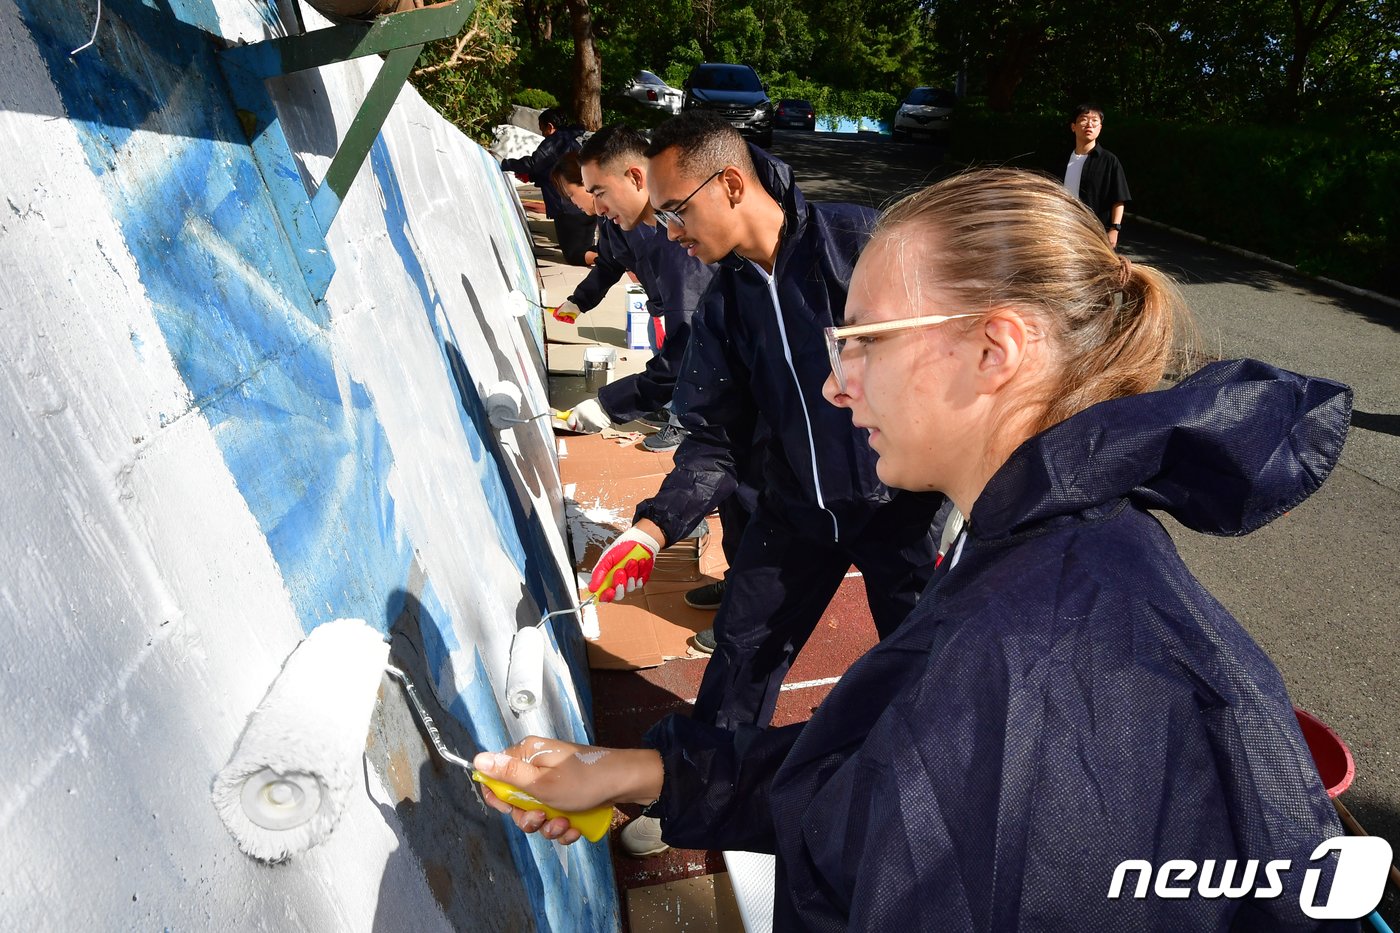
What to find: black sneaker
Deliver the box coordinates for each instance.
[638,409,671,428]
[690,627,717,655]
[642,423,684,452]
[684,579,726,610]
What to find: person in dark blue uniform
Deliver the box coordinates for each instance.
[584,112,946,856]
[553,124,717,453]
[564,123,764,611]
[474,169,1358,932]
[498,108,596,266]
[545,152,600,267]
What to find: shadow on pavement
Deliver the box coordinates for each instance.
[1351,409,1400,437]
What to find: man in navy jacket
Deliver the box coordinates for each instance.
[499,108,595,266]
[557,125,716,437]
[590,113,944,854]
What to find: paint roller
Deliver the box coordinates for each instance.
[484,381,571,429]
[502,554,638,714]
[212,618,614,862]
[505,290,530,319]
[504,595,603,714]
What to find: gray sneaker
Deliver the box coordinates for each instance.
[642,423,684,452]
[689,627,717,655]
[684,579,726,610]
[619,814,669,857]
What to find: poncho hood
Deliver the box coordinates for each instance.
[972,358,1352,539]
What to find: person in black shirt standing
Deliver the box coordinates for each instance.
[1061,103,1131,249]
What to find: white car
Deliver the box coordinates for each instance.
[892,87,956,139]
[621,71,683,114]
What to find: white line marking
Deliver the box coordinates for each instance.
[781,676,842,692]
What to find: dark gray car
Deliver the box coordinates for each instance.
[775,99,816,131]
[683,63,773,148]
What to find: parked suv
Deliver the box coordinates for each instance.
[683,63,773,148]
[892,87,956,139]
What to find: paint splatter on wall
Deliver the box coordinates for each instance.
[0,0,616,928]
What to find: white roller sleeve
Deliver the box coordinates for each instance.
[484,381,524,428]
[211,619,388,862]
[505,290,530,318]
[506,626,546,713]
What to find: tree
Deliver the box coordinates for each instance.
[408,0,517,142]
[565,0,603,128]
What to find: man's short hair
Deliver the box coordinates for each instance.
[578,124,649,172]
[1071,102,1104,122]
[548,151,584,195]
[538,107,572,134]
[644,111,754,179]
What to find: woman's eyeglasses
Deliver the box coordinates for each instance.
[824,314,979,393]
[653,171,724,228]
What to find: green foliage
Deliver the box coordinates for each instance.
[516,37,578,109]
[407,0,518,144]
[927,0,1398,133]
[407,0,1395,292]
[661,44,705,89]
[514,87,559,109]
[768,76,897,128]
[951,107,1400,296]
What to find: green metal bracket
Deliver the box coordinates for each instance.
[217,0,477,299]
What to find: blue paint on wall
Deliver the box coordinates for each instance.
[17,0,614,925]
[17,0,417,634]
[459,653,618,933]
[368,138,530,576]
[366,144,612,927]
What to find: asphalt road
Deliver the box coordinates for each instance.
[767,128,1400,909]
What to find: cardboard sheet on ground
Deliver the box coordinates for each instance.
[559,433,729,670]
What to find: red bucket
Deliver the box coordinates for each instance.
[1295,707,1356,798]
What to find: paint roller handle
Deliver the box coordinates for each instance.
[388,666,477,770]
[587,526,662,602]
[471,773,614,843]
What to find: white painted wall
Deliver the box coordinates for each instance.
[0,0,615,928]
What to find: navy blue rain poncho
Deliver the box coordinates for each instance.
[634,145,937,545]
[646,359,1358,932]
[569,220,716,423]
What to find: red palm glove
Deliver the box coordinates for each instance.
[552,299,581,324]
[588,527,661,602]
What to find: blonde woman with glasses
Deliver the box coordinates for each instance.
[473,169,1354,932]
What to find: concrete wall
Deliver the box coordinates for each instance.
[0,0,616,928]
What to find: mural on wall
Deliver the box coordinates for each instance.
[0,0,615,928]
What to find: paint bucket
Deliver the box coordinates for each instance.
[1294,706,1355,798]
[583,346,616,390]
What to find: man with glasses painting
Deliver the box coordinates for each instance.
[1062,103,1132,249]
[554,125,716,454]
[583,110,946,858]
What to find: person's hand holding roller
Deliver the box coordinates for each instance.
[552,299,581,324]
[566,397,612,433]
[589,525,663,602]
